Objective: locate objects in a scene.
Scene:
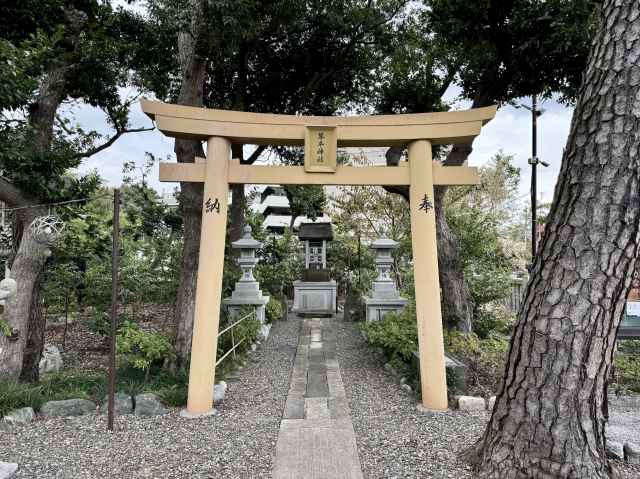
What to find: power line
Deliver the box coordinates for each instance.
[0,193,112,213]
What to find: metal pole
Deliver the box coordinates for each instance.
[107,188,120,431]
[357,231,361,291]
[530,94,538,261]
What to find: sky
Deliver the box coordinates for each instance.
[74,88,574,204]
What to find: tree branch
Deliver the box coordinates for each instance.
[244,145,267,165]
[437,66,459,99]
[74,126,154,159]
[0,176,38,208]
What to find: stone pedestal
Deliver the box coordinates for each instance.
[364,237,408,321]
[364,297,409,322]
[292,280,337,315]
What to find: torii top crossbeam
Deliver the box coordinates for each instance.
[141,99,496,146]
[141,99,496,187]
[139,99,496,417]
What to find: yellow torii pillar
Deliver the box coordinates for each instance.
[140,99,496,416]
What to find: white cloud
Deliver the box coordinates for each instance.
[468,99,572,203]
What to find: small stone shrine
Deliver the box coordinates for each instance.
[223,226,269,328]
[364,237,408,321]
[292,222,337,315]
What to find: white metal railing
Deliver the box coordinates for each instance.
[215,310,255,366]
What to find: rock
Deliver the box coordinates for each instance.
[214,381,227,404]
[624,442,640,464]
[259,323,271,340]
[487,396,497,411]
[40,399,95,418]
[401,383,412,393]
[250,343,257,352]
[3,407,35,425]
[457,396,486,411]
[39,344,63,375]
[606,441,624,460]
[100,392,133,415]
[0,462,18,479]
[134,393,167,416]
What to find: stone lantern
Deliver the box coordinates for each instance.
[364,236,408,321]
[223,226,269,328]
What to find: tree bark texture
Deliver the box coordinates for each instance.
[172,0,207,368]
[476,2,640,477]
[229,144,246,243]
[0,209,49,379]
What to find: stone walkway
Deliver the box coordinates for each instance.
[273,317,363,479]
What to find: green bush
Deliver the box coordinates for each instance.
[445,330,509,397]
[0,380,44,417]
[265,296,283,323]
[38,373,104,401]
[117,321,174,381]
[613,341,640,395]
[474,304,517,339]
[218,307,261,357]
[87,308,111,336]
[360,303,417,371]
[0,367,189,416]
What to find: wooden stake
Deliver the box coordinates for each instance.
[186,137,231,415]
[107,188,120,430]
[408,140,448,411]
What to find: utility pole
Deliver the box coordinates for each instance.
[530,94,538,260]
[521,94,549,263]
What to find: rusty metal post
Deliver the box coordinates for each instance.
[107,188,120,431]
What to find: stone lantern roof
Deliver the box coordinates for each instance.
[232,226,262,249]
[369,237,399,250]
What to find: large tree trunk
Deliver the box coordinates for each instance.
[173,147,203,368]
[384,146,474,331]
[17,60,69,382]
[0,209,49,379]
[474,2,639,477]
[229,144,246,242]
[172,1,207,368]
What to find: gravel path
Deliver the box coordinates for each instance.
[4,314,640,478]
[334,316,640,479]
[2,317,300,479]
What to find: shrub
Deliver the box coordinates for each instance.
[0,380,44,417]
[0,367,190,416]
[474,303,517,339]
[87,308,111,336]
[360,303,417,371]
[445,330,509,397]
[265,296,283,323]
[117,321,174,381]
[613,340,640,395]
[38,372,104,401]
[218,306,261,361]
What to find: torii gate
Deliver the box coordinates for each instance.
[141,100,496,416]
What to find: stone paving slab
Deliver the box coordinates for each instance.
[273,316,363,479]
[273,419,363,479]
